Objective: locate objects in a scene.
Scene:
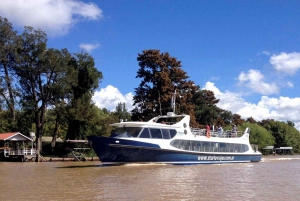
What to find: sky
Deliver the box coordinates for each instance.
[0,0,300,130]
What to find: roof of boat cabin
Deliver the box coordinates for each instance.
[110,121,181,128]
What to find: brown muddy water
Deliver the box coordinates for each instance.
[0,155,299,201]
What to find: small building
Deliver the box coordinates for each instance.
[262,146,275,155]
[0,132,35,161]
[275,147,293,155]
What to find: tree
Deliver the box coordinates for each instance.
[92,107,118,137]
[218,109,233,125]
[65,53,103,141]
[232,114,244,126]
[287,121,295,127]
[246,117,256,124]
[0,17,19,129]
[260,119,300,153]
[113,102,131,122]
[47,49,71,148]
[15,27,67,161]
[260,120,287,148]
[192,89,220,127]
[240,122,275,151]
[132,49,198,126]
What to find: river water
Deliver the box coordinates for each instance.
[0,155,299,201]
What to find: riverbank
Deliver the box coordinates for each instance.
[24,156,100,162]
[47,157,99,162]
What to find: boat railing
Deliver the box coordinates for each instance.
[191,128,244,138]
[191,128,206,136]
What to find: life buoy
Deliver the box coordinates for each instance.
[206,130,211,138]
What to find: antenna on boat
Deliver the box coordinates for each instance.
[157,90,162,116]
[171,90,177,114]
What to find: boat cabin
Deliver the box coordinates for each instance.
[0,132,35,161]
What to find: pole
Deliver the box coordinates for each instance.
[157,90,162,116]
[171,90,177,114]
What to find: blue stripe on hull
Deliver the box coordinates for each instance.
[87,136,262,166]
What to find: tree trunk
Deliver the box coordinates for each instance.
[51,118,59,148]
[35,135,41,162]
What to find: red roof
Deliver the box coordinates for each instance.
[0,132,32,141]
[0,132,19,140]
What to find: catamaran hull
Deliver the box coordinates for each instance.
[87,136,262,166]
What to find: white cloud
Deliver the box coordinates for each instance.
[287,81,294,88]
[92,85,134,111]
[270,52,300,75]
[204,81,300,131]
[204,81,245,112]
[237,69,279,95]
[79,43,100,53]
[261,51,271,56]
[0,0,103,36]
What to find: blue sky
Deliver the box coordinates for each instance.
[1,0,300,130]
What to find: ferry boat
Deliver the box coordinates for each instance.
[87,111,262,166]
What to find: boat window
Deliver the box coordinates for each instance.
[170,140,250,153]
[169,130,177,138]
[191,141,201,152]
[112,127,142,138]
[149,128,163,139]
[126,127,142,137]
[211,142,219,152]
[170,140,180,148]
[202,142,210,152]
[235,144,242,152]
[228,143,235,152]
[156,117,184,125]
[242,144,249,152]
[161,129,170,139]
[182,140,191,150]
[139,128,151,138]
[219,143,227,152]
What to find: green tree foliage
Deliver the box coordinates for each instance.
[260,119,300,153]
[113,102,131,122]
[232,114,244,126]
[287,121,295,127]
[0,17,19,129]
[44,106,68,147]
[14,26,70,160]
[16,110,34,135]
[217,109,233,125]
[192,89,219,127]
[240,122,275,151]
[93,107,118,137]
[65,53,103,140]
[0,110,10,132]
[132,49,198,126]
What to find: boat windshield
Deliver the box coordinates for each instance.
[110,127,142,138]
[155,116,184,125]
